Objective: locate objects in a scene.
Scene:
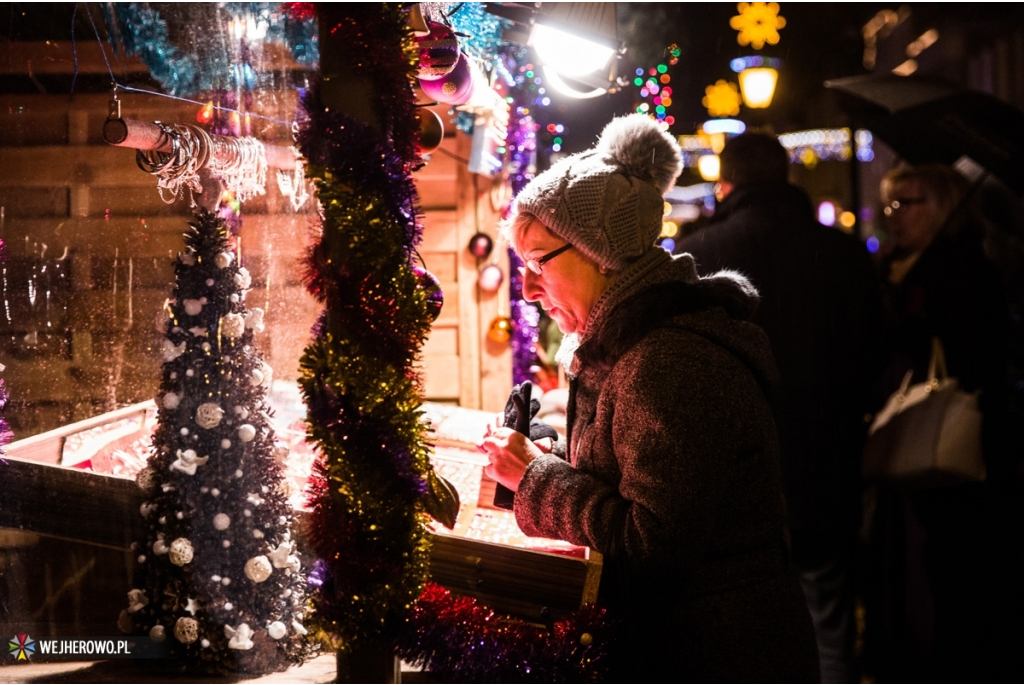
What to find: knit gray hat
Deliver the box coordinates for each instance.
[514,114,683,272]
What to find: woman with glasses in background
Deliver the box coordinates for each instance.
[479,115,819,682]
[864,164,1017,682]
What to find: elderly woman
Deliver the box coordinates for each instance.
[865,165,1014,682]
[480,115,818,682]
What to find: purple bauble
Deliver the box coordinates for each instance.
[413,265,444,323]
[416,21,460,81]
[468,232,493,259]
[420,52,475,105]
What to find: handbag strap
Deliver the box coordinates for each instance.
[928,336,949,383]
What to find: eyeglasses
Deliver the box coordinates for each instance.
[520,243,573,276]
[884,197,927,216]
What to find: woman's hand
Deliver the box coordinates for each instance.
[479,425,547,492]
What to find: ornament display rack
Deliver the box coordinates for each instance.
[102,114,297,171]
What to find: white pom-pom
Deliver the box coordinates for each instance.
[267,621,287,640]
[213,513,231,530]
[597,113,683,194]
[163,392,180,410]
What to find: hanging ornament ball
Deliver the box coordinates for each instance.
[150,625,166,643]
[174,617,199,644]
[117,610,133,634]
[221,312,246,339]
[412,266,444,323]
[468,232,494,259]
[487,315,514,343]
[267,621,287,640]
[580,632,594,646]
[416,21,460,81]
[418,108,444,155]
[214,252,233,269]
[238,424,257,442]
[195,402,225,429]
[169,537,194,566]
[420,52,475,105]
[478,264,504,292]
[136,467,157,492]
[244,555,273,583]
[213,513,231,531]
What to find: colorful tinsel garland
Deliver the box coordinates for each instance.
[294,3,432,651]
[394,583,613,683]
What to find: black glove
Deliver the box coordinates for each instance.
[494,381,557,510]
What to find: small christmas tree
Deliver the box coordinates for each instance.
[122,210,314,674]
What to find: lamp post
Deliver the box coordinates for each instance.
[738,66,779,108]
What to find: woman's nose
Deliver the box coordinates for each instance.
[520,270,541,302]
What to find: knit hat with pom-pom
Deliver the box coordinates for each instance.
[514,114,682,272]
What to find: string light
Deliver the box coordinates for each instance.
[730,2,787,50]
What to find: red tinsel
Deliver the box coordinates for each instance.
[393,583,613,683]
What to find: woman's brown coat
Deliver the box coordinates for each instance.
[515,249,819,682]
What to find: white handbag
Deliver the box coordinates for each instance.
[863,337,985,485]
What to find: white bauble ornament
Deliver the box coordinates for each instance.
[183,298,204,316]
[234,267,252,290]
[150,625,166,642]
[214,252,233,269]
[244,307,265,332]
[244,555,273,583]
[136,467,157,492]
[213,513,231,530]
[174,617,199,644]
[220,312,245,338]
[225,623,254,650]
[168,537,194,566]
[195,402,224,429]
[238,424,256,442]
[267,621,287,640]
[161,339,186,362]
[127,588,149,613]
[162,392,180,410]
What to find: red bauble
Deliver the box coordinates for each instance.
[468,232,493,259]
[416,21,460,81]
[418,108,444,155]
[420,53,475,106]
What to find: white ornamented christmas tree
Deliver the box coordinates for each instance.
[122,210,314,674]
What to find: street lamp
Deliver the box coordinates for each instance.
[731,56,782,109]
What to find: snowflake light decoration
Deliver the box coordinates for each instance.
[702,80,742,118]
[730,2,787,50]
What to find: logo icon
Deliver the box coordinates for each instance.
[9,634,35,661]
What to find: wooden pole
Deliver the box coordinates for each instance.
[102,117,297,170]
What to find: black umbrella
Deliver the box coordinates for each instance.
[825,74,1024,195]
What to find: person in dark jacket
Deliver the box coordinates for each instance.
[480,115,819,682]
[864,164,1018,683]
[677,134,883,683]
